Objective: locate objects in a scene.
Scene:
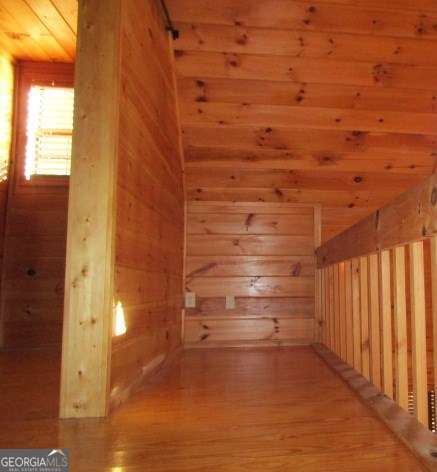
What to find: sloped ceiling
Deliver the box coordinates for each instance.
[0,0,77,62]
[1,0,436,241]
[167,0,436,241]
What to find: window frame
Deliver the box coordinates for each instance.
[14,61,75,189]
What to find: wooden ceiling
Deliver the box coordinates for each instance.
[1,0,436,241]
[0,0,77,62]
[167,0,437,241]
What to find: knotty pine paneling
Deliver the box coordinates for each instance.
[168,0,437,242]
[167,0,437,39]
[185,202,316,347]
[110,0,184,402]
[1,62,72,350]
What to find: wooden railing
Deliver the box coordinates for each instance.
[315,173,437,429]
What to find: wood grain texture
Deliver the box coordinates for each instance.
[169,0,436,242]
[0,0,77,61]
[314,344,436,472]
[359,256,370,380]
[368,253,382,390]
[351,258,362,372]
[379,250,393,398]
[1,62,73,350]
[110,0,184,407]
[185,201,316,346]
[0,347,425,470]
[60,0,120,418]
[409,241,428,427]
[344,259,353,366]
[316,173,437,267]
[393,246,409,411]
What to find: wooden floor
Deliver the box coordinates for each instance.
[0,346,424,471]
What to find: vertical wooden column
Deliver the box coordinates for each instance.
[368,253,382,390]
[351,258,362,373]
[359,257,370,380]
[393,246,408,411]
[60,0,122,418]
[344,260,354,366]
[409,241,428,427]
[379,250,393,398]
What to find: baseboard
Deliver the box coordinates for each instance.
[184,339,312,349]
[313,343,437,472]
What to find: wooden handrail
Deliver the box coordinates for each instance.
[316,173,437,268]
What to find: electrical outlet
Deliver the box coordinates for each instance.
[225,295,236,310]
[185,291,196,308]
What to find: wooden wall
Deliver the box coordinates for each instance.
[0,52,14,346]
[110,0,184,404]
[1,62,73,350]
[185,202,316,347]
[167,0,435,242]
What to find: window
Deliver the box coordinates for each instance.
[24,85,74,180]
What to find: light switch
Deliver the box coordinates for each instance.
[225,295,236,310]
[185,291,196,308]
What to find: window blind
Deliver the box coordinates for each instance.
[25,85,74,180]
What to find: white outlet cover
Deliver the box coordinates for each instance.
[185,291,196,308]
[225,295,236,309]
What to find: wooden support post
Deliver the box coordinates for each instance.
[344,260,354,366]
[351,258,362,373]
[60,0,121,418]
[409,241,428,427]
[393,246,409,411]
[379,250,393,398]
[359,256,370,380]
[368,253,382,390]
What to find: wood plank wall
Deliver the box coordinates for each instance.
[1,62,73,350]
[110,0,184,404]
[0,52,14,346]
[167,0,435,242]
[185,202,316,347]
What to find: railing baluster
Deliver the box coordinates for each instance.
[409,241,428,427]
[379,249,393,398]
[359,256,370,381]
[430,236,437,402]
[352,258,362,373]
[344,260,354,366]
[393,246,408,411]
[339,262,346,361]
[369,253,382,390]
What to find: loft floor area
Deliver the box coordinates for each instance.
[0,347,423,471]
